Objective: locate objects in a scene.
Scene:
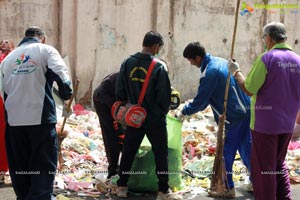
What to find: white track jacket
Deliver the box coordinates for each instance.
[0,38,72,126]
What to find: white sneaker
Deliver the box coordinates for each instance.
[116,186,128,198]
[156,190,182,200]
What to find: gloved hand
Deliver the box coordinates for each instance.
[228,59,241,76]
[62,104,73,118]
[175,110,185,122]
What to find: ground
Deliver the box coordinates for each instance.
[1,183,300,200]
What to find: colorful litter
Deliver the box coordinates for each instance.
[52,103,300,198]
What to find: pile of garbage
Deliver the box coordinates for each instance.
[53,103,300,199]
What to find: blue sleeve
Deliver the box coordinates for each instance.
[182,68,218,115]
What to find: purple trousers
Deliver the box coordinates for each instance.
[251,131,292,200]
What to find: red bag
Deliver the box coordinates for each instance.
[111,101,146,128]
[111,59,157,128]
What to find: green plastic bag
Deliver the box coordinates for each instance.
[127,115,184,192]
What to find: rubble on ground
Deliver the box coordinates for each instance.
[52,103,300,199]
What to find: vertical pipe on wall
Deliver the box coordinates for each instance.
[261,0,268,53]
[151,0,158,31]
[262,0,268,27]
[167,0,175,79]
[58,0,62,53]
[73,0,78,83]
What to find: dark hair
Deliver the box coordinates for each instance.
[25,26,46,38]
[183,42,206,59]
[262,22,287,42]
[142,31,164,47]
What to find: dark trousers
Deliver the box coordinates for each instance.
[251,131,292,200]
[94,101,122,176]
[117,125,169,193]
[5,124,57,200]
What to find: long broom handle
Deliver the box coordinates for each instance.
[209,1,241,194]
[230,0,240,60]
[59,78,80,135]
[222,0,240,125]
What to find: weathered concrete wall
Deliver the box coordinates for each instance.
[1,0,300,105]
[0,0,59,48]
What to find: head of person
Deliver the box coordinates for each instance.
[0,39,15,54]
[183,42,206,68]
[261,22,287,50]
[25,26,46,44]
[142,31,164,56]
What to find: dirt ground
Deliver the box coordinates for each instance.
[2,183,300,200]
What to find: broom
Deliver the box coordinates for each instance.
[208,0,240,197]
[58,78,80,170]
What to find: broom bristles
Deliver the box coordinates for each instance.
[209,0,241,197]
[209,115,229,195]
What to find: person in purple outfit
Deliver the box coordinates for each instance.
[229,22,300,200]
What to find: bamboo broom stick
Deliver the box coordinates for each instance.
[209,0,241,197]
[58,78,80,169]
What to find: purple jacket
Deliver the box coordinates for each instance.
[245,43,300,134]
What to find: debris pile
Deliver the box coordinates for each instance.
[53,104,300,199]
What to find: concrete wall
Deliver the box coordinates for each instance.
[0,0,60,48]
[1,0,300,106]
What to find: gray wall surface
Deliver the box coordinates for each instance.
[1,0,300,105]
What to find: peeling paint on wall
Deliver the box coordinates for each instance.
[1,0,300,106]
[99,24,117,48]
[99,24,127,50]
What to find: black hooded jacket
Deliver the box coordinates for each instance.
[116,52,171,128]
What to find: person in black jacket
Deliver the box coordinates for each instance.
[93,72,124,179]
[115,31,181,200]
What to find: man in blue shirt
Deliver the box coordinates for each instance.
[178,41,252,198]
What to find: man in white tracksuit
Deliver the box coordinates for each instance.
[0,26,72,200]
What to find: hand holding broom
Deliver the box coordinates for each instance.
[58,78,80,170]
